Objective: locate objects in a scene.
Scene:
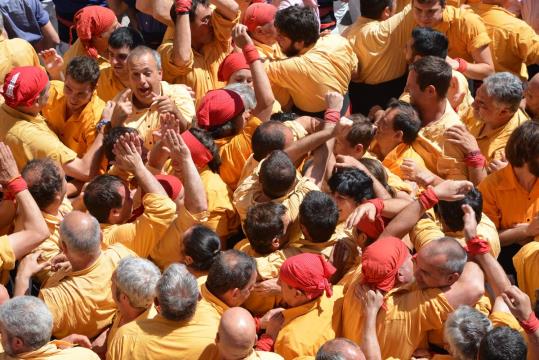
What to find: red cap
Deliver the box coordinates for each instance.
[218,52,250,82]
[196,89,245,129]
[3,66,49,108]
[243,3,277,33]
[74,6,117,58]
[181,130,214,168]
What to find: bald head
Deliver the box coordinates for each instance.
[60,211,101,255]
[217,307,256,360]
[422,237,467,274]
[316,338,366,360]
[251,121,294,161]
[526,73,539,118]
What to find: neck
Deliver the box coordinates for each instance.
[513,166,537,192]
[120,306,146,325]
[419,98,447,126]
[378,139,401,159]
[70,252,101,272]
[484,113,513,132]
[42,198,62,217]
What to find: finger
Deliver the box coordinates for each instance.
[120,89,132,102]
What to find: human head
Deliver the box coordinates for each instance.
[360,0,396,20]
[244,202,290,255]
[22,159,66,211]
[251,121,294,162]
[186,128,221,172]
[299,191,339,243]
[196,89,246,139]
[127,46,163,107]
[328,168,375,223]
[0,297,52,355]
[274,6,319,57]
[412,0,445,28]
[3,66,49,115]
[375,99,421,155]
[64,56,100,114]
[478,326,527,360]
[217,52,251,86]
[259,150,296,199]
[156,264,199,321]
[444,306,492,360]
[316,338,366,360]
[84,174,133,224]
[334,114,375,158]
[243,3,278,45]
[206,250,257,307]
[414,237,467,289]
[436,187,482,232]
[59,211,102,260]
[407,56,452,109]
[189,0,213,46]
[406,27,448,63]
[473,72,523,126]
[108,27,145,81]
[103,126,141,162]
[505,121,539,176]
[525,73,539,118]
[217,307,257,360]
[73,6,120,58]
[181,225,221,271]
[359,158,396,198]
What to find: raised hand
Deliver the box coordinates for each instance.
[502,285,534,323]
[462,204,478,241]
[113,133,144,172]
[111,89,133,127]
[445,124,480,155]
[0,143,20,185]
[164,129,191,167]
[151,92,179,115]
[325,91,344,111]
[232,24,254,49]
[432,180,473,201]
[346,202,376,229]
[39,48,64,77]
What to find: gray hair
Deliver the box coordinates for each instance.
[445,305,492,360]
[225,83,257,111]
[429,237,467,275]
[127,45,162,71]
[59,211,101,255]
[115,257,161,309]
[157,263,199,322]
[0,297,52,354]
[482,72,523,112]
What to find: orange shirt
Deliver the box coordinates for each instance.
[96,67,126,102]
[514,240,539,305]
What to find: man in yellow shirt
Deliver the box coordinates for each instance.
[108,263,220,359]
[0,296,99,359]
[524,73,539,119]
[242,3,285,62]
[0,33,40,83]
[158,0,239,103]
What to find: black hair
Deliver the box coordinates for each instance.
[478,327,526,360]
[103,127,140,162]
[188,128,222,172]
[83,175,125,223]
[411,27,448,59]
[274,6,320,47]
[328,167,375,202]
[436,187,482,232]
[22,159,63,210]
[386,99,422,144]
[183,225,221,271]
[205,250,257,297]
[65,56,100,87]
[299,191,339,243]
[360,0,394,19]
[410,56,452,99]
[259,150,296,199]
[244,203,287,255]
[252,121,288,162]
[108,26,145,50]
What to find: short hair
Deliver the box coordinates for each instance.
[59,212,101,254]
[103,126,140,162]
[274,5,320,47]
[83,175,125,223]
[482,72,523,113]
[345,114,377,149]
[108,26,144,49]
[189,128,222,173]
[270,112,299,122]
[360,0,394,19]
[436,187,482,232]
[225,83,256,111]
[411,27,448,59]
[183,225,221,271]
[115,257,161,309]
[127,46,162,71]
[252,121,288,162]
[505,121,539,167]
[426,237,467,274]
[244,203,287,255]
[259,150,296,199]
[65,56,100,87]
[410,56,452,99]
[0,297,52,353]
[157,264,199,321]
[413,0,446,6]
[444,306,492,360]
[386,99,422,144]
[328,167,375,203]
[300,191,339,243]
[169,0,210,23]
[359,158,396,197]
[478,326,527,360]
[206,250,257,297]
[22,159,63,209]
[316,338,362,360]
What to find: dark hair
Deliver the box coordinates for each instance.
[83,175,124,223]
[103,127,140,162]
[386,99,422,144]
[270,112,299,122]
[183,225,221,271]
[359,158,396,198]
[170,0,210,23]
[108,27,144,50]
[299,191,339,243]
[252,121,288,162]
[274,6,319,47]
[505,121,539,167]
[259,150,296,199]
[208,118,239,140]
[413,0,446,6]
[22,159,63,209]
[66,56,100,87]
[189,128,221,172]
[244,203,287,255]
[411,27,448,59]
[360,0,394,19]
[206,250,257,297]
[410,56,452,99]
[328,167,375,202]
[345,114,377,149]
[436,188,482,232]
[478,327,527,360]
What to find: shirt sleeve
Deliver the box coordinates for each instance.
[419,289,455,331]
[31,0,50,27]
[477,176,500,229]
[517,24,539,65]
[463,12,491,54]
[158,41,196,77]
[16,125,78,166]
[410,214,445,251]
[211,9,239,45]
[0,235,15,276]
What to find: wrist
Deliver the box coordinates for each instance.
[418,187,439,210]
[455,57,468,73]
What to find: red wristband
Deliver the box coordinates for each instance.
[456,57,468,73]
[324,108,340,123]
[418,187,439,210]
[5,176,27,200]
[255,334,275,352]
[465,235,490,256]
[520,312,539,334]
[464,151,486,168]
[242,44,260,64]
[175,0,192,14]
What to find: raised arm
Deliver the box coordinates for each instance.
[358,285,384,360]
[62,126,105,181]
[171,0,193,68]
[211,0,239,21]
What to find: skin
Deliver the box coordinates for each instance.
[228,69,253,86]
[63,76,94,116]
[217,307,257,360]
[251,21,278,45]
[107,182,134,225]
[191,4,214,49]
[127,53,163,108]
[525,74,539,118]
[109,45,132,84]
[332,192,360,223]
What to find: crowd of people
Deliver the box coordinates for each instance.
[0,0,538,358]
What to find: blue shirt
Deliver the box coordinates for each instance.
[0,0,49,44]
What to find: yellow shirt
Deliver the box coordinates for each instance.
[0,341,100,359]
[39,244,136,339]
[265,34,357,113]
[0,38,40,83]
[470,3,539,79]
[342,281,453,359]
[0,104,77,170]
[514,240,539,305]
[345,5,414,84]
[0,235,15,285]
[478,165,539,230]
[382,142,429,179]
[200,283,230,316]
[63,39,110,71]
[42,81,105,156]
[124,81,195,150]
[274,286,344,360]
[95,67,126,102]
[107,306,157,351]
[254,40,286,62]
[247,351,284,360]
[297,223,359,265]
[101,193,177,258]
[158,11,239,105]
[363,152,414,194]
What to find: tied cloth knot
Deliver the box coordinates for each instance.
[72,6,117,58]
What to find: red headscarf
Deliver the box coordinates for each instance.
[217,52,250,82]
[280,253,336,300]
[243,3,277,33]
[73,6,117,58]
[361,237,410,292]
[181,130,213,168]
[196,89,245,129]
[2,66,49,108]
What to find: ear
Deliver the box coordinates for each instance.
[60,241,68,255]
[231,288,241,300]
[353,143,364,156]
[426,85,438,97]
[381,6,391,20]
[447,272,460,285]
[215,332,220,343]
[11,337,25,352]
[271,237,280,251]
[154,297,161,313]
[184,256,194,266]
[295,40,305,51]
[395,130,404,142]
[109,208,121,223]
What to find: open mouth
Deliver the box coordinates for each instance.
[138,87,152,96]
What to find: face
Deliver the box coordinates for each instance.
[235,271,257,306]
[397,255,414,285]
[412,0,444,28]
[527,156,539,178]
[94,21,121,52]
[525,81,539,118]
[332,192,359,223]
[128,53,162,106]
[406,69,426,108]
[374,108,401,146]
[228,69,253,86]
[278,278,308,308]
[276,30,301,57]
[254,21,278,45]
[109,45,131,80]
[64,75,94,113]
[191,4,214,45]
[116,183,133,224]
[36,83,51,110]
[472,85,502,124]
[413,250,453,289]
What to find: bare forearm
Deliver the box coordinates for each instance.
[14,271,31,297]
[40,22,60,49]
[284,127,333,165]
[10,191,48,258]
[499,227,530,246]
[475,253,511,297]
[83,132,105,179]
[468,167,487,186]
[172,14,192,67]
[133,166,167,196]
[380,200,424,240]
[250,58,274,122]
[152,0,175,26]
[362,313,382,360]
[462,63,494,81]
[380,198,413,218]
[177,159,207,213]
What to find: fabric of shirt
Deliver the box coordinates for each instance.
[0,0,49,44]
[63,39,110,71]
[254,39,286,62]
[363,152,414,194]
[0,340,100,359]
[0,104,78,170]
[0,235,15,285]
[382,142,430,180]
[0,38,40,83]
[95,67,126,102]
[39,244,136,339]
[265,34,357,113]
[514,240,539,305]
[246,351,284,360]
[107,306,158,352]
